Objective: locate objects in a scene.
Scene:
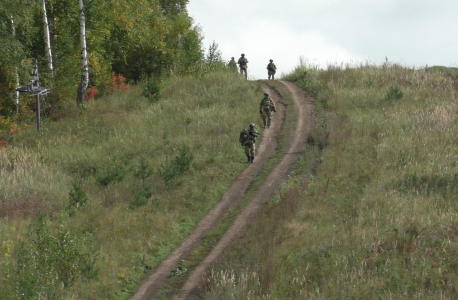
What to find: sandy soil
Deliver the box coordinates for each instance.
[130,81,315,300]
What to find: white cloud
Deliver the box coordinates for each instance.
[188,0,458,78]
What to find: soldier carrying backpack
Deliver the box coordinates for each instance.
[239,123,259,163]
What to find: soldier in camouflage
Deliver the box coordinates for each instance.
[259,92,276,128]
[237,54,249,79]
[267,59,277,80]
[239,123,259,163]
[228,57,237,72]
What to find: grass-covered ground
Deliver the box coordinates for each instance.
[203,63,458,299]
[0,70,264,299]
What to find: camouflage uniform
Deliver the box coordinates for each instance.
[267,59,277,80]
[245,127,258,163]
[228,57,237,71]
[238,54,249,79]
[259,93,276,128]
[240,124,259,163]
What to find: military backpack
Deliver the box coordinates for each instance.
[239,129,249,146]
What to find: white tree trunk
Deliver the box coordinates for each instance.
[76,0,89,104]
[11,15,20,112]
[41,0,53,76]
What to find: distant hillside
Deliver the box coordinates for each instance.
[425,65,458,76]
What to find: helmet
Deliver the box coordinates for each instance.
[264,92,269,96]
[241,53,245,56]
[249,123,255,128]
[269,59,273,62]
[231,57,234,59]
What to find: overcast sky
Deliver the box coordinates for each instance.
[187,0,458,79]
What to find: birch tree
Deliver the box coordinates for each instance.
[11,15,19,112]
[76,0,88,105]
[41,0,53,77]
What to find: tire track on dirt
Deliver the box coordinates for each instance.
[130,83,286,300]
[172,81,315,300]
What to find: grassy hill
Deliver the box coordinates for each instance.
[204,63,458,299]
[0,70,264,299]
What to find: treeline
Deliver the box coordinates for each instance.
[0,0,204,123]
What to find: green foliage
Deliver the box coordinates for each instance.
[425,66,458,76]
[80,251,100,280]
[282,65,322,96]
[156,144,195,185]
[157,156,181,186]
[0,0,205,120]
[205,41,225,71]
[170,260,187,277]
[1,71,261,298]
[133,157,154,184]
[142,78,161,102]
[385,85,404,102]
[204,62,458,299]
[95,165,125,187]
[14,214,96,298]
[130,185,153,207]
[174,143,195,172]
[68,180,89,209]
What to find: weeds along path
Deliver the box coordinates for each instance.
[171,81,315,299]
[131,82,286,300]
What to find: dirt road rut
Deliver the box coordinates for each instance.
[131,80,315,300]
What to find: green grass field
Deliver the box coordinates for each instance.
[0,70,265,299]
[203,63,458,299]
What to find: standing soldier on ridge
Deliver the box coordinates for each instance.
[259,92,276,128]
[228,57,237,72]
[267,59,277,80]
[238,53,249,79]
[239,123,259,163]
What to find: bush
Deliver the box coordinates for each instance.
[14,214,97,298]
[133,157,154,185]
[385,85,403,102]
[130,186,153,208]
[68,180,89,209]
[157,145,195,186]
[142,78,161,102]
[173,144,195,172]
[95,165,125,187]
[157,156,181,186]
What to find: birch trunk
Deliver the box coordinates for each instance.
[76,0,89,104]
[11,16,20,113]
[41,0,53,77]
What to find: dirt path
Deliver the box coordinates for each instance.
[130,81,314,300]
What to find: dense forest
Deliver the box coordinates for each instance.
[0,0,204,131]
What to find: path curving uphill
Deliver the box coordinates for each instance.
[131,81,315,300]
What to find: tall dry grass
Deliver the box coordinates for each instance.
[204,62,458,299]
[0,70,265,299]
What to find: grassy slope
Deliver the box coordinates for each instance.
[203,64,458,299]
[0,70,264,299]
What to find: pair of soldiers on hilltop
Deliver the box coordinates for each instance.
[227,54,248,79]
[239,92,276,163]
[227,54,277,80]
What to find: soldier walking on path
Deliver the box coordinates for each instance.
[239,123,259,163]
[259,92,276,128]
[238,53,249,79]
[228,57,237,72]
[267,59,277,80]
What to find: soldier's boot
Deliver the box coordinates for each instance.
[246,155,251,163]
[250,156,254,163]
